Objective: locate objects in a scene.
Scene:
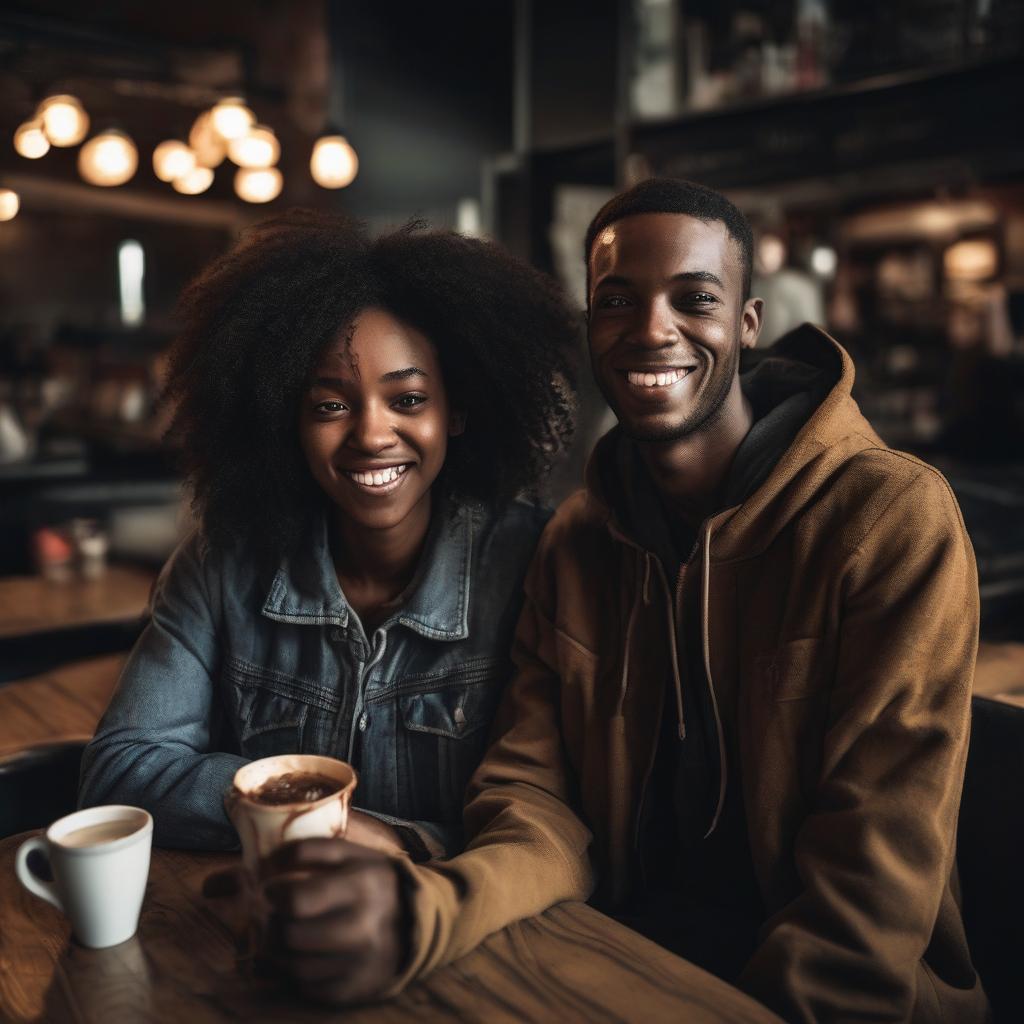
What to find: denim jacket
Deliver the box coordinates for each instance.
[79,498,549,857]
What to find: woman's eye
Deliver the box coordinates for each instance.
[597,294,630,309]
[394,393,427,409]
[314,400,347,415]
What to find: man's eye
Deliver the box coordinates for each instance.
[676,292,718,309]
[395,394,427,409]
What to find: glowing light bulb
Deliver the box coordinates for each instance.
[310,135,358,189]
[227,125,279,169]
[234,166,282,203]
[37,94,89,147]
[189,111,227,169]
[0,188,20,221]
[78,130,138,187]
[14,119,50,159]
[153,140,196,182]
[173,166,214,195]
[210,98,255,141]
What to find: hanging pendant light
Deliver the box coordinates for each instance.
[78,130,138,187]
[234,166,282,203]
[37,94,90,147]
[310,133,358,189]
[227,125,279,169]
[210,97,255,141]
[173,166,214,195]
[14,119,50,159]
[153,140,196,182]
[0,188,20,221]
[189,111,227,169]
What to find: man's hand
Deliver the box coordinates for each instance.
[344,810,407,857]
[258,837,408,1005]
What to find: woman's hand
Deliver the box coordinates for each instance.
[259,837,408,1005]
[344,809,407,857]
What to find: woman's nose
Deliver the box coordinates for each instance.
[347,403,397,453]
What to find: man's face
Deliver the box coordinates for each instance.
[587,212,760,444]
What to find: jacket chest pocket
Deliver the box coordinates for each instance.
[393,663,504,823]
[224,657,340,760]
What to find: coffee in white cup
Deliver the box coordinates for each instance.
[226,754,357,875]
[15,805,153,949]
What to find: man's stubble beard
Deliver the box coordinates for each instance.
[596,334,742,445]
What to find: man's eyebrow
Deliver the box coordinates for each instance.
[593,270,725,290]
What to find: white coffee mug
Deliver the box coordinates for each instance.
[15,805,153,949]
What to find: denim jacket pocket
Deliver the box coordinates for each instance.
[394,663,504,823]
[224,656,338,760]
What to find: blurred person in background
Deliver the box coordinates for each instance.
[78,210,578,868]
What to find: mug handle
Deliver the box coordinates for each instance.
[15,836,64,912]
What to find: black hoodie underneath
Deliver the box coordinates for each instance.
[609,349,830,982]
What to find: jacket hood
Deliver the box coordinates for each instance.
[585,324,882,562]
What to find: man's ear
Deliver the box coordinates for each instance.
[740,297,764,349]
[448,410,466,437]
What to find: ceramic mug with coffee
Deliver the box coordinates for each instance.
[225,754,357,874]
[15,805,153,948]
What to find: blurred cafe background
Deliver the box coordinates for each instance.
[0,0,1022,702]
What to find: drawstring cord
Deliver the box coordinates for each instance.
[701,518,728,839]
[615,548,650,717]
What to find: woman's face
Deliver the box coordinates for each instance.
[299,308,459,535]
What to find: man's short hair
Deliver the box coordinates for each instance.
[584,177,754,300]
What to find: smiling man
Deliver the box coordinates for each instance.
[301,180,988,1022]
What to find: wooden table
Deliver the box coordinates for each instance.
[0,836,780,1024]
[0,653,127,756]
[0,566,155,641]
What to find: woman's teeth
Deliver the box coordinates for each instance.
[346,465,409,487]
[626,368,691,388]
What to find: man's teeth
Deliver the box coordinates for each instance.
[347,465,409,487]
[626,368,691,387]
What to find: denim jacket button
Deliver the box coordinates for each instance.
[358,712,368,732]
[453,706,466,728]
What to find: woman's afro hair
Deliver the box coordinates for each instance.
[164,209,581,557]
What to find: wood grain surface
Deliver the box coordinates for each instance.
[0,836,781,1023]
[0,566,155,640]
[0,654,126,756]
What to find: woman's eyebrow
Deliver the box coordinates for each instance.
[379,366,428,383]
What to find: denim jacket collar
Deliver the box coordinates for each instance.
[261,502,475,641]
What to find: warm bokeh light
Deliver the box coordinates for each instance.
[234,166,282,203]
[189,111,227,168]
[14,119,50,159]
[172,166,214,195]
[227,125,279,169]
[0,188,20,221]
[210,98,255,141]
[944,239,999,282]
[757,234,786,275]
[37,94,89,147]
[78,130,138,187]
[310,135,358,189]
[152,140,196,183]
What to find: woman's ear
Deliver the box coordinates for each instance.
[448,410,466,437]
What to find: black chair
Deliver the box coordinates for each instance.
[958,695,1024,1022]
[0,740,88,839]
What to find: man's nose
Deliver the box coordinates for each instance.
[629,297,678,348]
[348,402,397,453]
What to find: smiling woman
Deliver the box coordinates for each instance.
[78,211,580,863]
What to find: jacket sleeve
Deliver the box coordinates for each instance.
[739,469,979,1022]
[78,535,246,849]
[384,562,596,991]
